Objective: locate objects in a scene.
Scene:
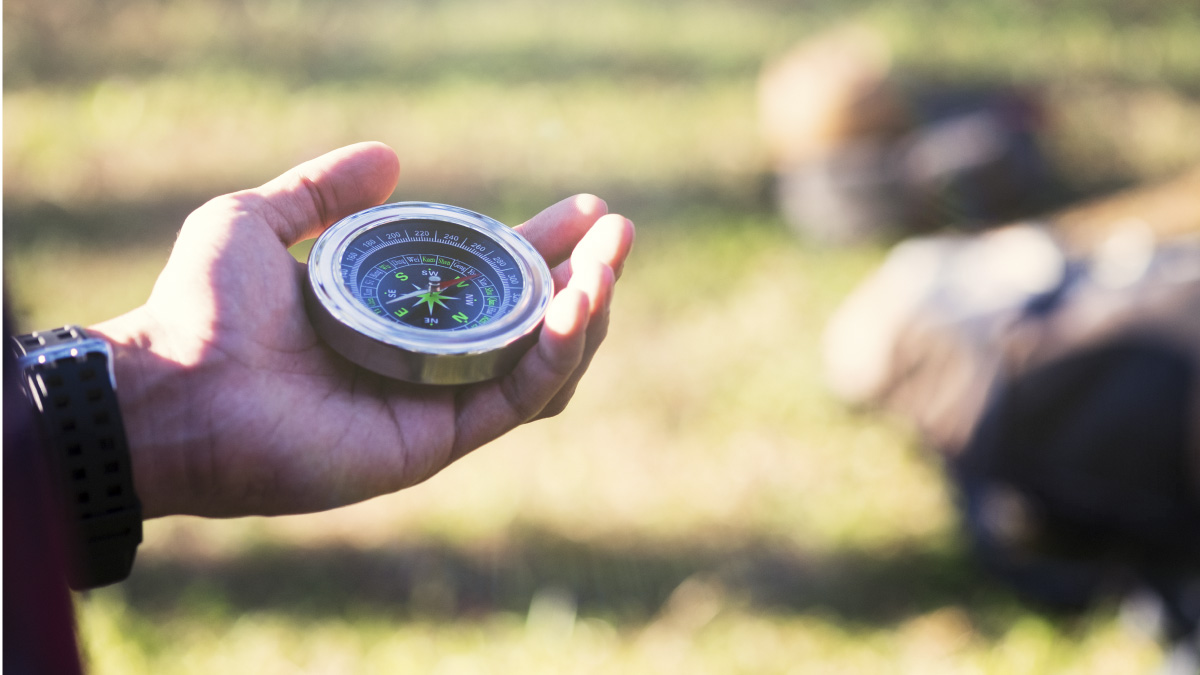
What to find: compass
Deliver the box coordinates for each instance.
[304,202,553,384]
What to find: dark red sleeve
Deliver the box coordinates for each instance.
[4,309,85,675]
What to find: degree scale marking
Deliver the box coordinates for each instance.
[345,231,510,295]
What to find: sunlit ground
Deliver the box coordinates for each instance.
[6,0,1198,671]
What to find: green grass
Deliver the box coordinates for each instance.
[5,0,1194,671]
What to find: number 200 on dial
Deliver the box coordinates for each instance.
[304,202,553,385]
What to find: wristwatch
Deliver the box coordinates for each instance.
[11,326,142,589]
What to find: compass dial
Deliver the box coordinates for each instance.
[344,220,523,332]
[305,203,553,384]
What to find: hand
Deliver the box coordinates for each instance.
[90,142,635,518]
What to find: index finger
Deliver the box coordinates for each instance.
[515,194,609,269]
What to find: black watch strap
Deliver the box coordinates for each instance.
[12,326,142,589]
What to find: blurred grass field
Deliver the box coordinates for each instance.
[6,0,1200,672]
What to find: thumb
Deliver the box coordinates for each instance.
[249,142,401,247]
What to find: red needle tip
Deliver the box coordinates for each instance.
[434,273,480,291]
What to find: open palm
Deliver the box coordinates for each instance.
[93,143,634,518]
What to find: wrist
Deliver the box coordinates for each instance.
[89,307,200,519]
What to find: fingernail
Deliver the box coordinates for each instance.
[573,194,608,217]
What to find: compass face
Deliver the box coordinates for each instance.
[342,220,524,331]
[305,202,553,384]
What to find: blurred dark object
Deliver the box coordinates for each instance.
[759,27,1061,244]
[822,169,1200,665]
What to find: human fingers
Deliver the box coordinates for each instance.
[533,215,631,416]
[535,258,615,419]
[450,285,592,458]
[550,213,636,292]
[239,142,400,247]
[515,194,608,269]
[448,209,631,455]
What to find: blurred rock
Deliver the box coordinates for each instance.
[759,26,1059,244]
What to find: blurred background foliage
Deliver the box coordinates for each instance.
[5,0,1199,672]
